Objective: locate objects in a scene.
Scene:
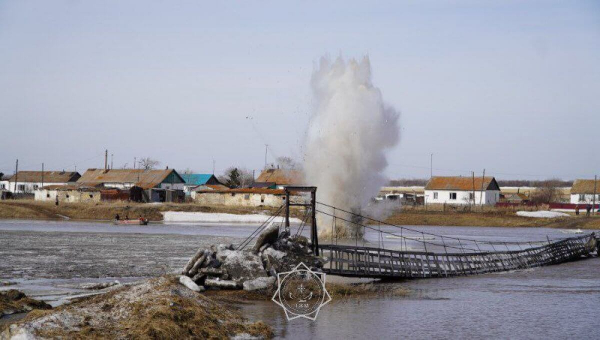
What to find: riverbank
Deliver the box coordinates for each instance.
[0,200,284,222]
[386,209,600,229]
[1,276,273,339]
[0,200,599,229]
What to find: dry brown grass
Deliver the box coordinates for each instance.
[205,281,410,304]
[1,199,598,230]
[0,200,292,222]
[385,208,600,229]
[5,276,273,340]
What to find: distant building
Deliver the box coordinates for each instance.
[192,188,289,208]
[424,176,500,206]
[76,168,185,202]
[254,169,302,189]
[0,175,11,192]
[501,193,530,204]
[570,179,600,204]
[2,171,80,194]
[180,173,222,195]
[377,186,425,205]
[35,185,101,203]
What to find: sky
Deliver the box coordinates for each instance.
[0,0,599,180]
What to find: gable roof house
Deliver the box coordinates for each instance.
[77,168,186,202]
[254,169,303,189]
[424,176,500,206]
[570,179,600,204]
[4,171,80,194]
[180,173,222,195]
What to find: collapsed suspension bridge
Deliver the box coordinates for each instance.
[240,187,599,279]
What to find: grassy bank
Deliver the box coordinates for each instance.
[385,207,600,229]
[0,200,284,221]
[0,200,599,229]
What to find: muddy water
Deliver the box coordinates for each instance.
[1,220,599,338]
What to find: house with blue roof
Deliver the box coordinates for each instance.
[181,173,222,195]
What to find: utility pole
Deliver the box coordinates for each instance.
[14,159,18,193]
[264,145,268,170]
[111,154,114,170]
[594,175,597,216]
[41,163,44,189]
[479,169,486,209]
[104,149,108,171]
[430,153,433,178]
[471,171,476,208]
[212,159,216,175]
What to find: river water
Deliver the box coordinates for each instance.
[1,219,598,339]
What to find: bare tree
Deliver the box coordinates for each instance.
[218,167,254,188]
[276,156,298,170]
[138,157,160,170]
[530,179,562,204]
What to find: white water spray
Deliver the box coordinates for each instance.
[303,56,400,238]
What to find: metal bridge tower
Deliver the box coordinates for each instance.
[284,186,319,256]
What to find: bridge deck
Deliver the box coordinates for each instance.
[319,234,598,278]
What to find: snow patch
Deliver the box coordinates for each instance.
[162,211,302,224]
[516,211,570,218]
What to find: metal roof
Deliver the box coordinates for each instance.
[425,176,499,191]
[194,188,286,195]
[181,173,219,185]
[6,171,80,183]
[255,169,302,185]
[43,184,100,192]
[191,184,230,191]
[570,179,600,194]
[77,169,184,190]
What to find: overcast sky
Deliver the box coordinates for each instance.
[1,0,598,180]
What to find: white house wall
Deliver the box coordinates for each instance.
[424,190,500,205]
[159,183,185,190]
[35,189,101,203]
[193,192,287,208]
[570,194,600,204]
[6,182,71,194]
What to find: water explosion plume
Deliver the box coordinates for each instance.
[303,56,400,239]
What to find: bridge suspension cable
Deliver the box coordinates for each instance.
[315,201,552,246]
[315,208,482,252]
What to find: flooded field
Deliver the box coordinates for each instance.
[1,219,599,338]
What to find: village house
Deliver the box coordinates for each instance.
[76,168,186,202]
[34,185,101,203]
[0,175,10,192]
[254,168,303,189]
[2,171,80,194]
[180,173,222,196]
[570,179,600,204]
[424,176,501,206]
[192,188,290,208]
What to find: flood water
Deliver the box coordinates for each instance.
[1,219,599,338]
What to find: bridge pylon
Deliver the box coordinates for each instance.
[283,186,319,256]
